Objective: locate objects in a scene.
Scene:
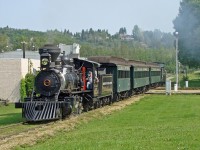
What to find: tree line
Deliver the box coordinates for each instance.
[0,26,176,72]
[2,0,200,71]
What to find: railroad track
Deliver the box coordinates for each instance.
[0,120,58,141]
[0,113,80,142]
[0,122,23,130]
[0,122,25,140]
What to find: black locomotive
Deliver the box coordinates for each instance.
[15,44,165,122]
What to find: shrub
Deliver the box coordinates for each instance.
[20,78,26,101]
[25,73,35,97]
[182,75,189,81]
[20,73,35,100]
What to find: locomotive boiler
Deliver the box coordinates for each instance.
[35,45,80,98]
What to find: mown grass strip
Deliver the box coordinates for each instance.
[0,104,23,126]
[180,71,200,88]
[15,95,200,150]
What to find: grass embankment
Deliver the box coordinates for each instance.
[16,95,200,150]
[0,104,22,126]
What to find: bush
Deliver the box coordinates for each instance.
[25,73,35,97]
[182,75,189,81]
[20,73,35,100]
[20,78,26,101]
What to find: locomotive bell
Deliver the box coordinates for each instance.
[55,56,62,69]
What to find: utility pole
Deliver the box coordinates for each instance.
[174,32,179,90]
[21,41,27,58]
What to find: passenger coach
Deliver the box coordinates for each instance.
[89,56,131,101]
[129,60,150,94]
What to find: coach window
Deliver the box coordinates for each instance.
[139,71,142,78]
[118,71,121,78]
[135,71,138,78]
[122,71,124,78]
[136,71,139,78]
[146,71,148,77]
[118,70,130,78]
[140,71,143,78]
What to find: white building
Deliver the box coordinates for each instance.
[59,43,80,58]
[0,44,80,102]
[0,51,40,102]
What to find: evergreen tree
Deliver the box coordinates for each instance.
[132,25,144,42]
[119,27,127,34]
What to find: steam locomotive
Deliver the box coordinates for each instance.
[15,44,165,122]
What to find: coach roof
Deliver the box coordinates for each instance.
[128,60,160,68]
[88,56,129,66]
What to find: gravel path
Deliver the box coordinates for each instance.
[146,89,200,94]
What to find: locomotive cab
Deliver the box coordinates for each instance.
[73,58,100,94]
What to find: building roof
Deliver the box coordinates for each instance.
[0,50,40,59]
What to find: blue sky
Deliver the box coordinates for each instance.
[0,0,181,34]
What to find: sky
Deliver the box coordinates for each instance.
[0,0,181,35]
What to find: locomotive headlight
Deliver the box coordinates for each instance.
[41,58,49,65]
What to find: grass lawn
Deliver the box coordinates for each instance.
[0,104,23,126]
[180,71,200,88]
[16,95,200,150]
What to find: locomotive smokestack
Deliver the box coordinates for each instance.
[39,44,61,62]
[39,44,61,70]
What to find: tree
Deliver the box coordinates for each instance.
[119,27,127,35]
[81,29,85,41]
[132,25,144,42]
[0,34,9,52]
[89,28,94,35]
[173,0,200,67]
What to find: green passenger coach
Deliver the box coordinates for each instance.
[88,56,165,101]
[133,67,150,89]
[129,60,150,93]
[150,67,161,86]
[117,65,130,92]
[88,56,131,101]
